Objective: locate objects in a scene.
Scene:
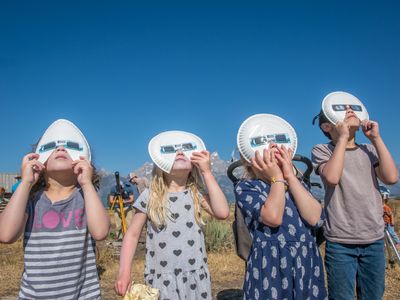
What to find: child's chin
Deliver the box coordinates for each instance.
[172,164,192,172]
[47,163,74,172]
[346,117,361,126]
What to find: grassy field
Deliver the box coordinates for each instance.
[1,203,400,299]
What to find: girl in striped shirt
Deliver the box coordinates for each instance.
[0,119,109,299]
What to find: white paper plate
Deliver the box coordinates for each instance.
[237,114,297,163]
[148,130,206,173]
[35,119,91,163]
[322,91,369,124]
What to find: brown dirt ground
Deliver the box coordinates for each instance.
[1,201,400,299]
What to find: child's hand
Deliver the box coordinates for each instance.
[361,120,380,141]
[191,150,212,175]
[251,146,283,183]
[72,157,93,188]
[275,145,295,180]
[335,121,350,140]
[21,153,45,186]
[114,274,132,296]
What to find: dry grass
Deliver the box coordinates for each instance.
[1,202,400,299]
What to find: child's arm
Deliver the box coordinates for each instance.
[0,153,44,243]
[191,150,229,220]
[276,146,322,226]
[361,120,398,185]
[115,211,147,296]
[250,148,286,227]
[318,121,350,186]
[73,157,110,241]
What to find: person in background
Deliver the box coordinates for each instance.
[0,186,5,200]
[128,172,149,195]
[108,181,135,240]
[381,186,400,250]
[11,175,22,193]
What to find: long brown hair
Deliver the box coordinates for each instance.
[29,164,100,198]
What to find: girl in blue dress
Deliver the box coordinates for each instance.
[235,144,327,300]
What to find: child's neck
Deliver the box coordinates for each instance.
[165,173,188,193]
[45,176,77,202]
[332,133,357,149]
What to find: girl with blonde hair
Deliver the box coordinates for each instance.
[115,132,229,300]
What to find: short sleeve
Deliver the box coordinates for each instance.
[133,188,150,214]
[25,198,34,215]
[25,191,41,215]
[311,144,333,175]
[315,208,326,228]
[126,185,134,195]
[361,144,379,168]
[234,179,269,223]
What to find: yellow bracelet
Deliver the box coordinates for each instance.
[271,177,288,189]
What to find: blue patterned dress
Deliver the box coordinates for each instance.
[235,179,327,300]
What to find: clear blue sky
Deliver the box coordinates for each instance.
[1,1,399,175]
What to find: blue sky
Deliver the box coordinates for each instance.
[1,1,399,175]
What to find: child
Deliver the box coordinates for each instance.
[0,119,110,299]
[235,144,327,300]
[312,94,398,299]
[114,138,229,300]
[381,186,400,249]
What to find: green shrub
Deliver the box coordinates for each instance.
[204,219,234,252]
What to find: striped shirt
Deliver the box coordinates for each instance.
[18,188,101,300]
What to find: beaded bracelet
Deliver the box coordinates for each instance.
[271,177,288,189]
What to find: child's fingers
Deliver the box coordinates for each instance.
[360,119,367,127]
[191,151,208,160]
[254,150,266,168]
[31,161,45,173]
[79,155,89,161]
[275,153,285,165]
[190,156,206,164]
[23,153,39,164]
[251,155,262,172]
[287,148,293,158]
[190,153,205,160]
[73,162,84,175]
[262,148,273,165]
[278,147,288,160]
[115,279,130,296]
[269,149,278,165]
[72,157,89,165]
[275,146,284,156]
[190,151,200,157]
[126,281,132,294]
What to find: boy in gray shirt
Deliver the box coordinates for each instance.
[312,101,398,300]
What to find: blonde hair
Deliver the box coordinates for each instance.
[147,165,205,228]
[241,156,256,180]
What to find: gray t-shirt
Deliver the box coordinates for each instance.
[19,188,101,300]
[312,143,384,244]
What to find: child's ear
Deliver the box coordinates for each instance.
[320,123,332,133]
